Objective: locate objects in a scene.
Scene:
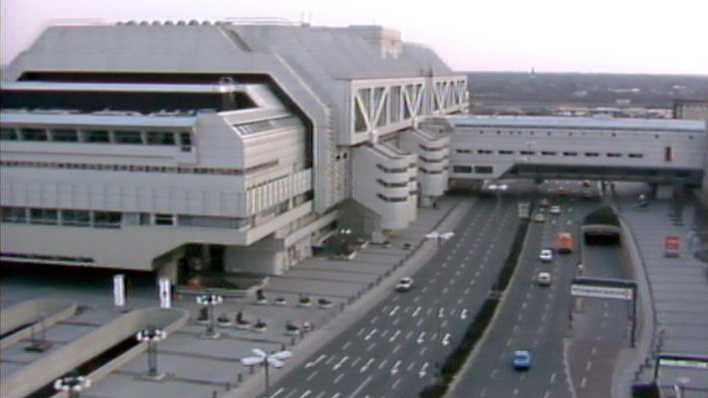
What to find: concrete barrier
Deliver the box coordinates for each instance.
[3,307,188,398]
[0,299,77,350]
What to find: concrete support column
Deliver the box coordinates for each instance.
[201,244,211,269]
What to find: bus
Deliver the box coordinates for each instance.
[556,232,573,254]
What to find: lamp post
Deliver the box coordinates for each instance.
[425,231,455,249]
[196,294,223,339]
[54,375,91,398]
[136,327,167,379]
[241,348,292,398]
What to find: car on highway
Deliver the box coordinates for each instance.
[395,277,414,292]
[550,205,561,215]
[533,213,546,223]
[539,249,553,262]
[536,272,552,286]
[512,350,532,370]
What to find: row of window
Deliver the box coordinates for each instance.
[452,165,494,174]
[455,149,645,159]
[0,252,95,264]
[457,127,696,139]
[0,126,192,147]
[0,160,256,176]
[0,207,248,229]
[419,155,448,164]
[419,144,446,152]
[376,193,409,203]
[233,116,303,136]
[376,164,410,174]
[376,178,409,188]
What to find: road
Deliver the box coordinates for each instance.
[267,196,521,398]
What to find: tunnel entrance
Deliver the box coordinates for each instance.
[583,207,621,245]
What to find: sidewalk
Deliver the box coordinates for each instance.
[614,190,708,396]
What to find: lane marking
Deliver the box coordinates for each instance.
[392,344,402,354]
[347,375,372,398]
[360,358,375,373]
[271,388,285,398]
[378,359,388,370]
[342,342,351,351]
[333,374,344,384]
[306,371,319,381]
[298,391,311,398]
[351,357,362,367]
[332,356,349,371]
[366,342,376,352]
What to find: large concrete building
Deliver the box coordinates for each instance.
[673,99,708,120]
[0,21,468,279]
[1,20,706,281]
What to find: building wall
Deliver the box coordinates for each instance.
[674,100,708,120]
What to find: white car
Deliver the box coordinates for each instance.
[395,277,414,292]
[536,272,552,286]
[550,205,561,215]
[539,249,553,262]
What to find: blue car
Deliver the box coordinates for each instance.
[512,350,532,370]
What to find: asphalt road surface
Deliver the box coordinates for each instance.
[268,196,520,398]
[448,183,605,398]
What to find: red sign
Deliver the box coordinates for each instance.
[664,236,680,257]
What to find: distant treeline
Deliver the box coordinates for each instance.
[466,72,708,108]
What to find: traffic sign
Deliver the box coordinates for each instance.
[570,284,633,300]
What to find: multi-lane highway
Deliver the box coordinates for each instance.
[448,190,593,398]
[268,197,520,398]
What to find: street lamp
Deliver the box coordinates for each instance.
[241,348,292,397]
[54,375,91,398]
[425,231,455,248]
[136,327,167,379]
[196,294,223,339]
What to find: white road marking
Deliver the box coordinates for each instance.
[271,388,285,398]
[389,306,400,316]
[342,342,351,350]
[390,360,402,375]
[442,333,451,346]
[391,378,401,389]
[331,394,340,398]
[314,392,325,398]
[580,377,587,388]
[416,319,424,328]
[370,315,379,323]
[360,358,375,372]
[364,329,377,341]
[332,356,349,371]
[405,330,413,340]
[550,372,557,384]
[325,356,337,365]
[490,368,498,379]
[417,332,426,344]
[306,371,319,381]
[392,343,402,354]
[348,375,372,398]
[334,374,344,384]
[388,330,401,343]
[378,359,388,370]
[586,361,592,371]
[298,391,311,398]
[407,361,416,371]
[418,362,429,378]
[351,357,362,367]
[420,346,427,356]
[460,309,468,320]
[306,355,328,369]
[284,391,298,398]
[506,337,513,347]
[356,328,365,337]
[366,342,376,352]
[392,317,400,326]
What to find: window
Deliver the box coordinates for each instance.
[477,150,493,155]
[376,193,408,202]
[541,151,557,156]
[520,151,535,155]
[52,129,79,142]
[139,213,151,225]
[474,166,493,174]
[1,207,27,223]
[61,210,91,227]
[146,131,175,145]
[85,130,110,143]
[563,151,578,156]
[585,152,600,157]
[114,130,143,144]
[21,128,48,141]
[498,150,514,155]
[179,132,192,146]
[94,211,122,228]
[456,149,472,154]
[154,214,175,226]
[377,179,408,188]
[607,153,622,158]
[0,127,18,141]
[453,165,473,173]
[29,208,58,225]
[628,153,644,159]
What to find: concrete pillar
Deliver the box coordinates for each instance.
[702,120,708,206]
[158,259,179,284]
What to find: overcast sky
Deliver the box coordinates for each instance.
[2,0,707,74]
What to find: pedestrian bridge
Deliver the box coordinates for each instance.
[442,116,706,184]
